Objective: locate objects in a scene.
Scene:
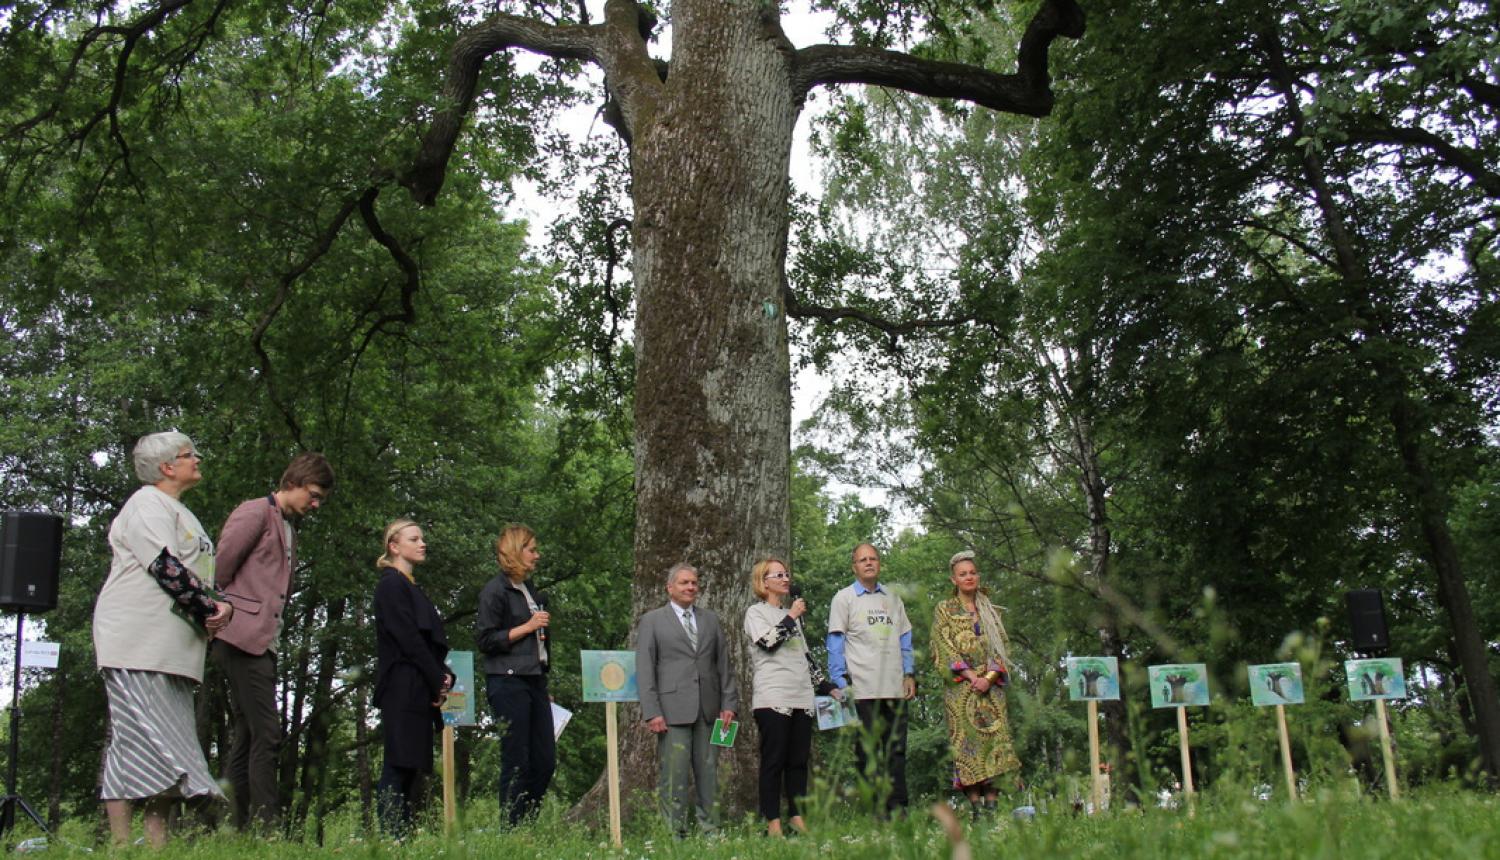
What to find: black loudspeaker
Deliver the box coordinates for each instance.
[1345,588,1389,653]
[0,512,63,613]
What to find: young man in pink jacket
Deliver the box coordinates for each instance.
[212,452,334,833]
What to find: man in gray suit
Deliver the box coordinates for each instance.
[637,562,739,836]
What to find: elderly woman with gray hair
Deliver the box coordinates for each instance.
[930,550,1021,818]
[92,431,234,847]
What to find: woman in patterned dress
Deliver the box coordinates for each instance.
[930,550,1021,818]
[93,431,234,847]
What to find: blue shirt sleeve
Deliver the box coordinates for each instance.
[900,629,913,676]
[827,631,848,689]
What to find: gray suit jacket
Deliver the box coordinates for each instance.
[637,602,739,726]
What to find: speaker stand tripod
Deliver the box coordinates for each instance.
[1,611,49,840]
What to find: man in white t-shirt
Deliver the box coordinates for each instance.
[826,543,914,815]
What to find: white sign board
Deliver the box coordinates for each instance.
[20,641,59,669]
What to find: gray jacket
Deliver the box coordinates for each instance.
[636,602,738,725]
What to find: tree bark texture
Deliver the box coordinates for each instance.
[621,0,797,813]
[404,0,1082,818]
[1389,395,1500,782]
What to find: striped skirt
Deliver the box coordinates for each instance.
[100,668,223,802]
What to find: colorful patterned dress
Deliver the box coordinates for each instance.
[930,596,1021,789]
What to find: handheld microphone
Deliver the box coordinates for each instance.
[789,583,803,601]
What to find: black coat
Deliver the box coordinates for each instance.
[373,567,450,771]
[475,573,551,677]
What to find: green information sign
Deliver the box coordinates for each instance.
[581,650,638,703]
[1067,656,1121,702]
[442,651,476,726]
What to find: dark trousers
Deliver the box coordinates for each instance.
[854,698,909,812]
[376,760,426,838]
[753,708,813,822]
[212,640,282,831]
[485,674,556,826]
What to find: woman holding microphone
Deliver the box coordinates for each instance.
[476,524,555,826]
[744,557,833,837]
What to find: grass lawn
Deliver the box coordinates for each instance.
[14,785,1500,858]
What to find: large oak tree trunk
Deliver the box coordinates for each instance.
[1389,396,1500,782]
[620,0,796,815]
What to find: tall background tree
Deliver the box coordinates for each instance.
[799,0,1500,795]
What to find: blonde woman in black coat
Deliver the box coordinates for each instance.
[372,519,451,837]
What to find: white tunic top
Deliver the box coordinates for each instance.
[93,485,216,682]
[744,602,816,711]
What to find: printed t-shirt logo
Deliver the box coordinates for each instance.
[866,609,895,639]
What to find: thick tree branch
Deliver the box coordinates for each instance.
[356,186,421,331]
[402,14,600,204]
[791,0,1084,115]
[1462,76,1500,114]
[403,0,664,205]
[784,284,975,350]
[10,0,229,180]
[1340,116,1500,200]
[600,216,631,353]
[1260,26,1369,289]
[332,185,426,431]
[250,190,367,443]
[8,0,195,140]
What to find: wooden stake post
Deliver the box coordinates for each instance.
[1345,657,1403,801]
[437,651,475,834]
[581,650,636,849]
[442,725,457,832]
[1275,704,1297,800]
[1068,657,1121,814]
[1176,706,1195,812]
[605,701,622,847]
[1375,699,1399,800]
[1087,699,1104,813]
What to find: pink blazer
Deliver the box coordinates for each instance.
[213,495,296,656]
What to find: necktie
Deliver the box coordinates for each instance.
[683,610,699,650]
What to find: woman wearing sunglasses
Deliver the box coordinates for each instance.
[743,557,833,837]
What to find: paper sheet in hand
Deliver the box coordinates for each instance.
[815,695,860,730]
[551,702,573,740]
[710,718,738,747]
